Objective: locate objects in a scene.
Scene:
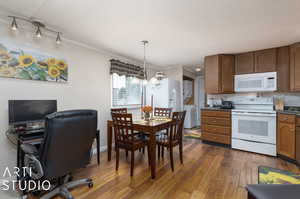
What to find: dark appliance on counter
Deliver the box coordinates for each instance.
[221,101,234,109]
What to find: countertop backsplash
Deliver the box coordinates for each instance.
[207,93,300,107]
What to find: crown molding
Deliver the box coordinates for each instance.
[0,15,161,70]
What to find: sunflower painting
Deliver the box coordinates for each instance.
[0,41,68,82]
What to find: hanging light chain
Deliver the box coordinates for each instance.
[142,40,148,81]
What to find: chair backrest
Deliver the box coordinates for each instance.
[111,113,135,145]
[154,107,172,118]
[111,108,127,114]
[39,110,97,179]
[169,111,186,142]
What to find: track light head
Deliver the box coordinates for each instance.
[8,16,62,44]
[36,26,42,38]
[56,32,62,44]
[11,17,18,31]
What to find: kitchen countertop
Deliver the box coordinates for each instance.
[201,107,232,112]
[202,107,300,116]
[276,110,300,116]
[202,108,300,116]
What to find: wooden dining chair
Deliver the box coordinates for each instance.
[154,107,172,118]
[156,111,186,171]
[111,108,145,155]
[111,113,150,176]
[111,108,131,157]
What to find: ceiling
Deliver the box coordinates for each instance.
[1,0,300,68]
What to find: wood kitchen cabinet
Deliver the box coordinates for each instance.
[235,52,255,75]
[277,46,290,92]
[235,49,277,75]
[204,55,235,94]
[201,109,231,145]
[277,113,296,159]
[296,117,300,165]
[254,48,277,73]
[290,43,300,91]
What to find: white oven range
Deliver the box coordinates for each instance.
[231,106,277,156]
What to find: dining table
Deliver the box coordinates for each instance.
[107,118,173,179]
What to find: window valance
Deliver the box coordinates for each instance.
[110,59,145,79]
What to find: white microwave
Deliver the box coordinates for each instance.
[234,72,277,92]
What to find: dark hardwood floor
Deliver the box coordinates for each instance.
[39,138,300,199]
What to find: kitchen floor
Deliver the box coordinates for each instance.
[33,138,300,199]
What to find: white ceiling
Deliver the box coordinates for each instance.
[1,0,300,67]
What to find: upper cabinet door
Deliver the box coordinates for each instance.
[277,46,290,92]
[254,48,277,73]
[221,55,235,93]
[235,52,255,75]
[290,43,300,91]
[204,55,220,94]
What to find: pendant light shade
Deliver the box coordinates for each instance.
[155,71,166,81]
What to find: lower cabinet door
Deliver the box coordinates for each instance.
[277,122,295,159]
[296,128,300,163]
[202,132,231,145]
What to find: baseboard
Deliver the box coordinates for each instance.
[92,145,107,155]
[202,140,231,148]
[277,154,298,165]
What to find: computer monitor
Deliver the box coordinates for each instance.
[9,100,57,124]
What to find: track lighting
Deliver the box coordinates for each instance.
[8,16,62,44]
[36,26,42,38]
[11,17,18,31]
[56,32,62,44]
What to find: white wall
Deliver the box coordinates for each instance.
[162,66,183,110]
[196,75,205,126]
[0,21,160,197]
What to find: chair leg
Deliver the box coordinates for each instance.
[130,150,135,176]
[142,147,145,154]
[162,146,164,159]
[169,146,174,171]
[179,142,183,164]
[126,150,128,159]
[157,145,161,160]
[116,147,119,171]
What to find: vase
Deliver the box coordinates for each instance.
[144,112,150,121]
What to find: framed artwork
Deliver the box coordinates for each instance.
[0,40,68,82]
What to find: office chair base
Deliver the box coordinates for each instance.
[41,178,93,199]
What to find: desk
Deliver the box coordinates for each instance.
[7,129,101,170]
[107,119,172,179]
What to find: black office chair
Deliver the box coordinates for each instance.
[20,110,97,199]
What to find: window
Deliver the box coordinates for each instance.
[111,73,142,107]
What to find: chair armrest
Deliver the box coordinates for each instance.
[20,144,39,155]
